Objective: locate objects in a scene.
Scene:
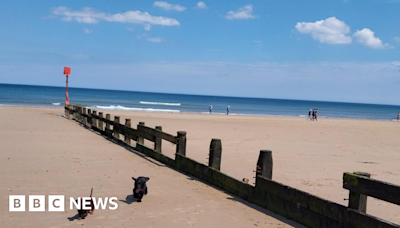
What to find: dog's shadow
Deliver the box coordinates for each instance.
[68,213,80,221]
[119,194,139,204]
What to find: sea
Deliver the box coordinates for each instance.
[0,83,399,121]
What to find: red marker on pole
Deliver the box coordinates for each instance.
[64,67,71,106]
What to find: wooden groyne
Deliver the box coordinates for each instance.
[65,105,400,228]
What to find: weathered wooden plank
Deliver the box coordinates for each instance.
[256,150,273,180]
[82,108,87,126]
[104,114,112,137]
[135,143,175,167]
[348,172,370,213]
[343,172,400,206]
[154,126,162,153]
[176,131,186,156]
[127,124,154,142]
[113,116,120,139]
[92,111,98,128]
[251,184,342,228]
[255,176,349,223]
[98,112,104,131]
[347,209,400,228]
[124,119,131,144]
[87,109,92,127]
[137,125,177,144]
[113,123,140,141]
[209,139,222,171]
[96,115,114,126]
[175,154,252,200]
[137,122,145,144]
[255,176,400,228]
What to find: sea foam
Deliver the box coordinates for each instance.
[140,101,181,106]
[93,105,180,113]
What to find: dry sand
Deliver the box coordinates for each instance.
[87,107,400,224]
[0,107,303,228]
[1,106,399,227]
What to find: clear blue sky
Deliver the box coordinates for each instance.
[0,0,399,105]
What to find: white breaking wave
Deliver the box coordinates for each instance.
[140,101,181,106]
[93,105,180,113]
[0,104,16,107]
[52,103,61,106]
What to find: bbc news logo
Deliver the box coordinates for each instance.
[9,195,118,212]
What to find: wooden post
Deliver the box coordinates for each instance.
[348,171,371,213]
[154,126,162,153]
[137,122,145,145]
[75,106,79,120]
[98,112,104,131]
[92,111,98,129]
[78,107,83,123]
[64,106,68,118]
[75,107,81,122]
[72,106,77,120]
[256,150,273,180]
[82,108,87,126]
[105,114,111,137]
[114,116,120,139]
[125,119,131,144]
[176,131,187,156]
[209,139,222,171]
[87,109,92,128]
[70,105,74,119]
[68,105,72,119]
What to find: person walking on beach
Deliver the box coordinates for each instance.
[397,113,400,121]
[311,109,315,121]
[227,106,230,115]
[308,109,312,120]
[209,105,213,114]
[315,109,318,121]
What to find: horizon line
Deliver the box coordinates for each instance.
[1,82,399,107]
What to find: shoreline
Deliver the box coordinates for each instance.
[1,103,399,122]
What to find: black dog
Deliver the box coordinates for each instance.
[132,177,150,202]
[77,188,95,220]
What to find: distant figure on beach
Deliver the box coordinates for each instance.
[209,105,213,114]
[227,106,230,115]
[398,113,400,121]
[311,109,315,121]
[308,109,312,120]
[315,109,318,121]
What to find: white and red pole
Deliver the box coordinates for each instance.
[64,67,71,106]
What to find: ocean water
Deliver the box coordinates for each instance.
[0,83,399,120]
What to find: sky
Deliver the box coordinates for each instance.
[0,0,399,105]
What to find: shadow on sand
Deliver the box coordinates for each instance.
[119,194,140,205]
[73,120,305,227]
[78,123,167,167]
[226,196,306,227]
[68,213,80,221]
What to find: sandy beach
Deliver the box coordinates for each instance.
[0,106,304,228]
[1,106,399,227]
